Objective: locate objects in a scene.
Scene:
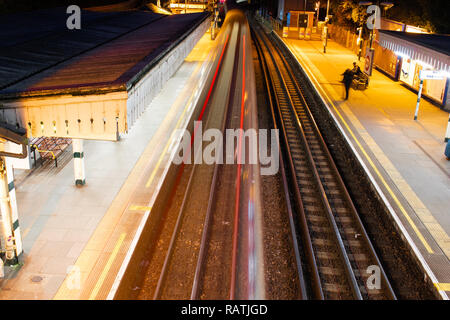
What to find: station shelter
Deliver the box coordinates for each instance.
[369,19,450,110]
[277,0,318,39]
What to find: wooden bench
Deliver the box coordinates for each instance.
[352,72,369,90]
[29,137,72,167]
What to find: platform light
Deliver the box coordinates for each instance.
[394,51,409,59]
[417,60,433,70]
[380,2,394,8]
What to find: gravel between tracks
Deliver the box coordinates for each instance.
[252,37,301,300]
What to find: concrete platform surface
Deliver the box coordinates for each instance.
[281,34,450,298]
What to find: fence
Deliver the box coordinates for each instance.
[329,24,368,58]
[255,11,282,32]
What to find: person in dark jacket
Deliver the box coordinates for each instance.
[352,62,362,75]
[445,140,450,160]
[342,69,353,100]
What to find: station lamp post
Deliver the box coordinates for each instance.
[358,1,375,49]
[358,1,393,75]
[322,0,330,53]
[358,1,393,49]
[315,1,320,27]
[381,1,394,18]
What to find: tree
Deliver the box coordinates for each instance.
[331,0,450,34]
[389,0,450,34]
[331,0,371,38]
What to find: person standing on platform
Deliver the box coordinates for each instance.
[352,62,362,76]
[445,140,450,160]
[341,69,353,100]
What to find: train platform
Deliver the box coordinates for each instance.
[0,30,217,300]
[279,33,450,298]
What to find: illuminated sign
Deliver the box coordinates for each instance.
[170,3,207,9]
[420,70,445,80]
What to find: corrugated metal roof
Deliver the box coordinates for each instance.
[379,30,450,73]
[379,30,450,57]
[0,8,208,98]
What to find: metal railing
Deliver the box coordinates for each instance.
[255,12,282,32]
[30,144,57,167]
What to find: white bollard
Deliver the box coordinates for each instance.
[445,114,450,142]
[5,159,22,258]
[0,258,4,278]
[73,139,85,186]
[414,79,424,120]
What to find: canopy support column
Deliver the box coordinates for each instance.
[0,157,21,265]
[73,139,85,186]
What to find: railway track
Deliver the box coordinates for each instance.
[136,11,264,300]
[150,23,238,300]
[251,22,396,300]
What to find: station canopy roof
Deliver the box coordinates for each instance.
[0,7,207,99]
[378,30,450,74]
[0,7,209,141]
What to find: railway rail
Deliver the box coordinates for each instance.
[251,21,396,300]
[134,10,264,300]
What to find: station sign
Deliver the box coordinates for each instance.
[170,3,206,9]
[419,70,445,80]
[322,26,328,46]
[364,48,374,76]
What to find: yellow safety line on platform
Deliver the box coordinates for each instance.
[285,40,434,254]
[434,283,450,291]
[330,98,434,254]
[129,205,152,211]
[89,233,126,300]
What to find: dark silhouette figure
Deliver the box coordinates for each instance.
[342,68,353,100]
[352,62,362,76]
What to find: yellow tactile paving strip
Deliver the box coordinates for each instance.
[283,39,450,260]
[435,283,450,291]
